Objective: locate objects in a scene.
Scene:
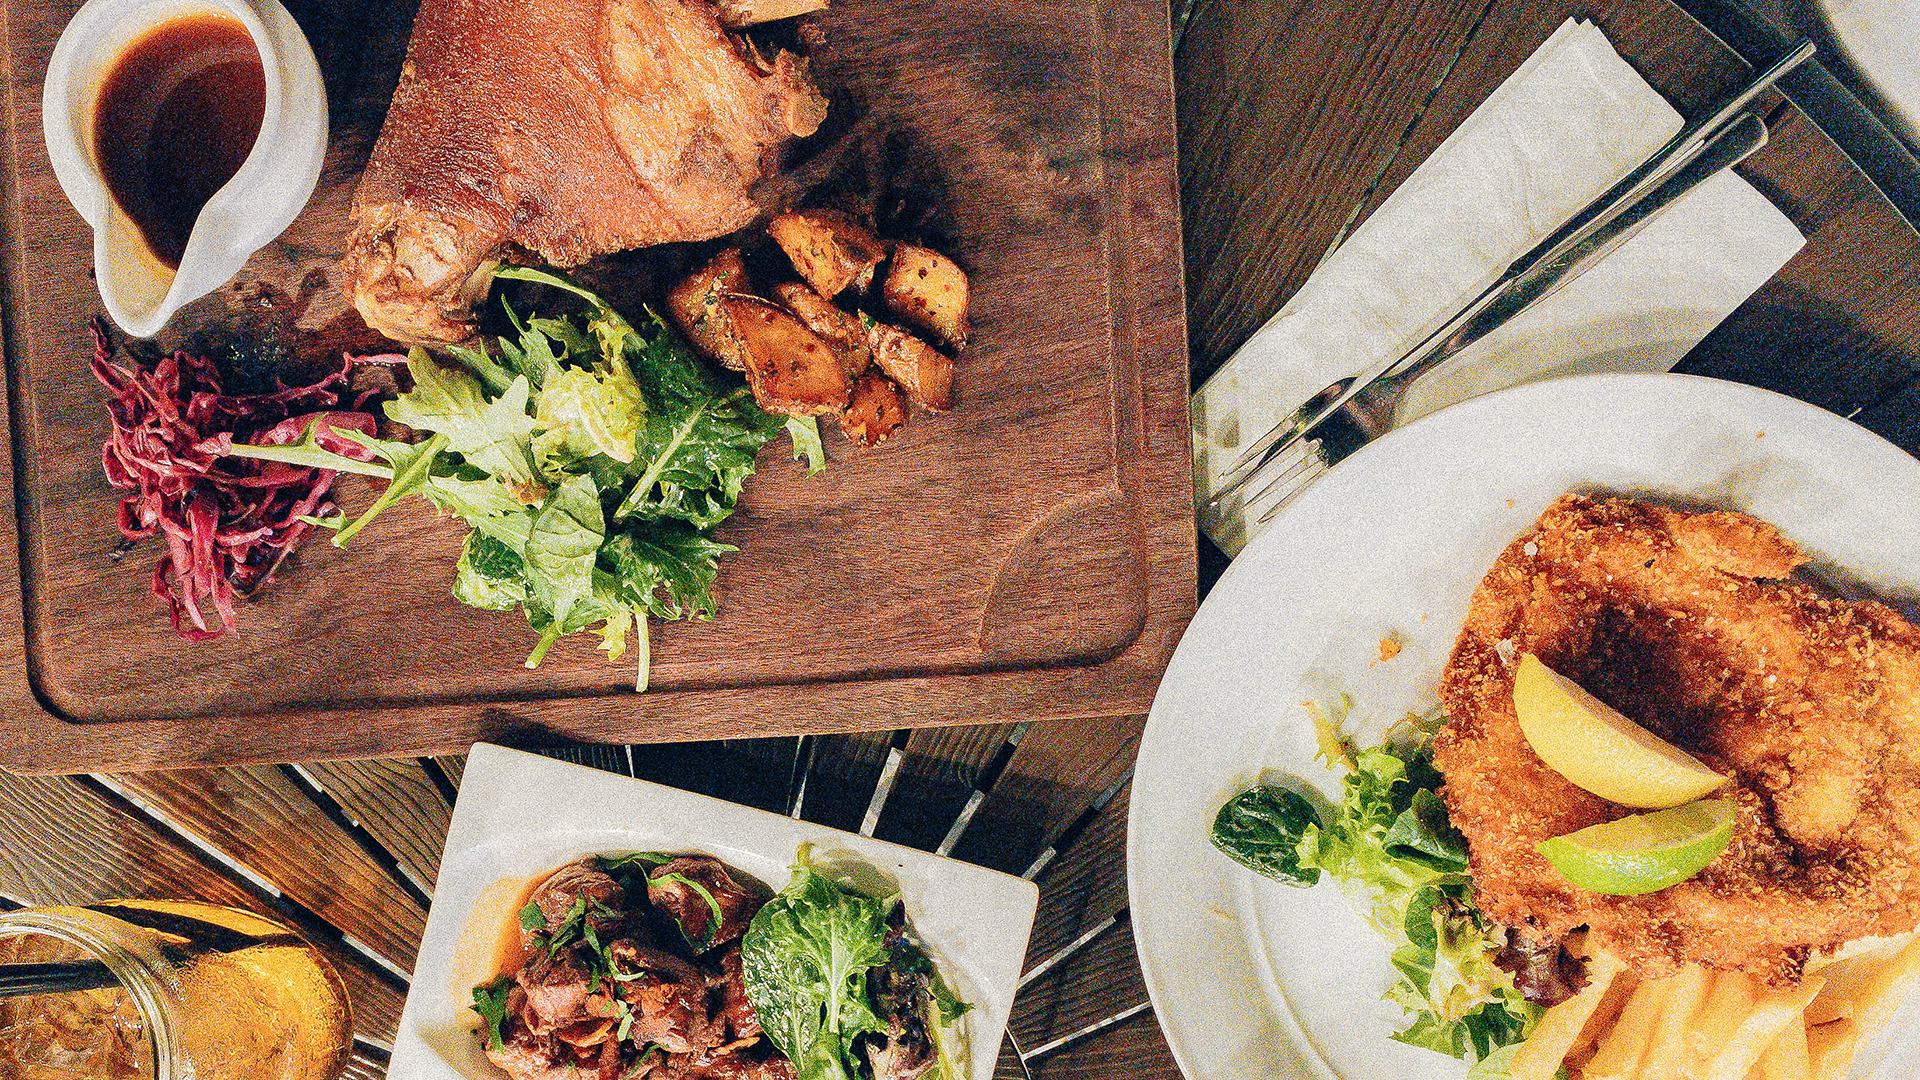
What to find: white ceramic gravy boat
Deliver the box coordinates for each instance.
[43,0,327,338]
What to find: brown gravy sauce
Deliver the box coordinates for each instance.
[93,12,265,269]
[449,874,545,1012]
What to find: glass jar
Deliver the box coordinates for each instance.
[0,900,352,1080]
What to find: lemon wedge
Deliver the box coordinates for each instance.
[1537,798,1735,895]
[1513,654,1726,809]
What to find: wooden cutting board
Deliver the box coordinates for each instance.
[0,0,1195,771]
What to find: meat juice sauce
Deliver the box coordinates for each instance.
[93,12,265,269]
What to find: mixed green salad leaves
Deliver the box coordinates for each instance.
[741,847,969,1080]
[1211,715,1538,1065]
[229,268,821,690]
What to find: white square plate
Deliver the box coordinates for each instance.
[390,742,1039,1080]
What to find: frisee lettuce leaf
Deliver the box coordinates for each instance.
[223,268,818,691]
[741,848,893,1080]
[1212,730,1537,1066]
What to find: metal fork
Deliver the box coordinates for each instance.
[1198,41,1815,540]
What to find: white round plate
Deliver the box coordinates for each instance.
[1128,373,1920,1080]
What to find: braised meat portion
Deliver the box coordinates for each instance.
[477,851,968,1080]
[482,853,779,1080]
[343,0,828,345]
[647,856,772,951]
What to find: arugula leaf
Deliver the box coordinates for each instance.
[616,332,787,529]
[385,350,542,495]
[785,416,827,475]
[443,340,518,397]
[524,474,604,631]
[219,422,395,479]
[470,975,513,1051]
[602,523,733,622]
[518,900,547,932]
[741,848,893,1080]
[333,431,449,546]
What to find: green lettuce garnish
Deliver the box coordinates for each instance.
[224,266,818,691]
[739,847,970,1080]
[470,975,513,1051]
[1211,730,1538,1064]
[741,849,893,1080]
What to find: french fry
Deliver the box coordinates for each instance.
[1758,1022,1812,1080]
[1851,930,1920,1032]
[1805,1019,1860,1080]
[1689,970,1757,1064]
[1804,955,1878,1026]
[1705,975,1826,1080]
[1582,974,1673,1080]
[1510,951,1626,1080]
[1570,969,1641,1068]
[1641,964,1711,1079]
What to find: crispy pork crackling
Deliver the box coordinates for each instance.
[343,0,827,345]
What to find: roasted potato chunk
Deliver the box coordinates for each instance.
[713,0,826,28]
[666,249,752,371]
[867,321,953,412]
[839,372,909,446]
[722,294,851,417]
[767,210,885,298]
[883,244,969,349]
[770,281,871,378]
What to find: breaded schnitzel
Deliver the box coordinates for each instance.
[1434,495,1920,985]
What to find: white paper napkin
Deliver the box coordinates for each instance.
[1193,18,1807,554]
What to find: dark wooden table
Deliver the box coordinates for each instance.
[5,0,1920,1078]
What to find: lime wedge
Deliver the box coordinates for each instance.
[1536,798,1735,896]
[1514,654,1726,809]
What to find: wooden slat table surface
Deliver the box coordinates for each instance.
[6,0,1920,1079]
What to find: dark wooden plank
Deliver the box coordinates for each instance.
[105,765,427,973]
[341,1046,390,1080]
[1174,0,1920,442]
[0,771,405,1047]
[1683,116,1920,426]
[429,754,466,793]
[872,723,1022,851]
[295,757,452,896]
[1026,1009,1180,1080]
[629,737,803,813]
[0,0,1195,772]
[1025,779,1131,968]
[1855,376,1920,451]
[1009,916,1148,1053]
[1175,0,1498,375]
[950,714,1142,874]
[793,731,897,834]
